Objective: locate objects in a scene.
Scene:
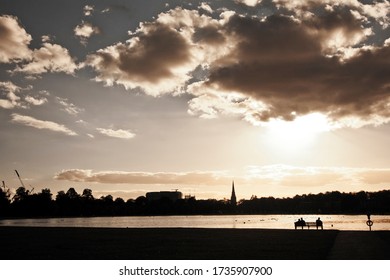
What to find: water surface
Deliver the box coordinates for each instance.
[1,215,389,230]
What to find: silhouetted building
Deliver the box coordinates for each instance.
[184,194,196,200]
[231,181,237,206]
[146,191,182,202]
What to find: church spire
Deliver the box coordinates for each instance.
[231,180,237,206]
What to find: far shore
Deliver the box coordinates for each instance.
[0,226,389,260]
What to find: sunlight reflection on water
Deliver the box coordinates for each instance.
[1,215,389,230]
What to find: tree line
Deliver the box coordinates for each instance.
[1,186,390,218]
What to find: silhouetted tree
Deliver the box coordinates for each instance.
[4,188,390,217]
[54,188,82,216]
[66,188,80,200]
[80,188,95,216]
[114,197,126,215]
[0,187,11,216]
[31,188,54,216]
[82,188,94,200]
[13,187,30,203]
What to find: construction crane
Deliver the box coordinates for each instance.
[15,170,26,188]
[15,170,34,194]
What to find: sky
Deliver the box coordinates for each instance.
[1,0,390,201]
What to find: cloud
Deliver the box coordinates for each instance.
[74,21,100,45]
[54,169,229,185]
[85,4,390,128]
[0,15,77,76]
[96,128,135,139]
[245,165,390,189]
[274,0,390,27]
[0,15,32,63]
[86,24,192,95]
[244,165,346,187]
[358,169,390,184]
[54,166,390,194]
[187,10,390,128]
[12,42,77,75]
[199,2,213,13]
[85,8,223,96]
[1,81,49,109]
[24,95,48,106]
[10,113,77,136]
[83,5,95,16]
[0,81,22,109]
[41,35,52,43]
[235,0,262,7]
[56,97,83,116]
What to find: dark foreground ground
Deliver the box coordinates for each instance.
[0,227,389,260]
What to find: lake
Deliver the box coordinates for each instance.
[1,214,390,230]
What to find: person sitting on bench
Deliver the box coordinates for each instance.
[316,217,323,229]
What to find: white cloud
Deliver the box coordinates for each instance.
[235,0,262,7]
[25,95,48,106]
[273,0,390,27]
[199,2,213,13]
[83,5,95,16]
[96,128,135,139]
[0,81,22,109]
[11,113,77,136]
[13,43,77,75]
[53,165,390,195]
[1,15,77,76]
[361,1,390,27]
[0,15,32,63]
[1,81,49,109]
[74,21,100,45]
[56,97,83,116]
[41,35,52,43]
[54,169,229,185]
[188,82,269,125]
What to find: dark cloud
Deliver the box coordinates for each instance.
[200,12,390,123]
[117,23,190,82]
[86,21,193,94]
[192,25,226,45]
[86,4,390,127]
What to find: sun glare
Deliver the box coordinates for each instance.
[264,113,333,152]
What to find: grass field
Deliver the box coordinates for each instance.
[0,227,389,260]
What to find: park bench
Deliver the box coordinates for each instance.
[294,221,323,230]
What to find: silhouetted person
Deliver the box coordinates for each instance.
[316,217,323,230]
[295,218,305,229]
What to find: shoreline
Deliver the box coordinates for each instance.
[1,226,389,260]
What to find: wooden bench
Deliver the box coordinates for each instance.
[294,221,323,230]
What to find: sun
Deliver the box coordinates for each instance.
[263,113,334,153]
